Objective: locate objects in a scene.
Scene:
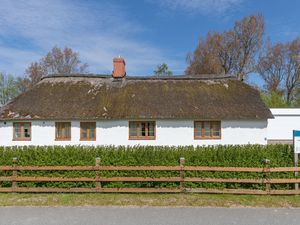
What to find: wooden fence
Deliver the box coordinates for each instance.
[0,157,300,194]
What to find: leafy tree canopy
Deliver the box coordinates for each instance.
[154,63,173,76]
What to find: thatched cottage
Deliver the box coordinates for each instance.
[0,57,273,146]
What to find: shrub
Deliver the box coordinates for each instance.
[0,145,294,189]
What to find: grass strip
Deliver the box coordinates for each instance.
[1,193,300,208]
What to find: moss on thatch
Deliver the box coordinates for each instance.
[0,75,272,120]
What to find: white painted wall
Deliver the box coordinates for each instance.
[268,108,300,142]
[0,120,267,146]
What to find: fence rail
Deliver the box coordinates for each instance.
[0,157,299,194]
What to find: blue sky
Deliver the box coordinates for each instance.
[0,0,300,84]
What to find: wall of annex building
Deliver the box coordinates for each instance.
[268,108,300,144]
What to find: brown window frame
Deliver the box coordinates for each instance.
[80,122,96,141]
[194,121,221,140]
[55,122,71,141]
[129,121,156,140]
[13,122,31,141]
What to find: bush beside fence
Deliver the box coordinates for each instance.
[0,145,295,190]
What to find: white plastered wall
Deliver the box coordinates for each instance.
[268,108,300,142]
[0,119,267,146]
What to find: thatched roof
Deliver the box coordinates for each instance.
[0,74,273,120]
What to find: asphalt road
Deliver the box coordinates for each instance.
[0,207,300,225]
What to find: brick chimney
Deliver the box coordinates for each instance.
[112,57,126,78]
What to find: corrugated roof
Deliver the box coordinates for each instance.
[0,75,273,120]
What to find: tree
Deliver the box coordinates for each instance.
[261,91,291,108]
[186,32,225,75]
[0,73,29,106]
[257,41,285,95]
[284,38,300,103]
[14,76,30,95]
[233,14,265,80]
[257,38,300,103]
[25,46,88,86]
[0,73,15,105]
[25,62,46,86]
[154,63,173,76]
[43,46,88,75]
[186,14,264,81]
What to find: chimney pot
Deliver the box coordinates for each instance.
[112,57,126,78]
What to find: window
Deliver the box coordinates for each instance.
[80,122,96,141]
[55,122,71,140]
[13,122,31,141]
[194,121,221,139]
[129,121,155,140]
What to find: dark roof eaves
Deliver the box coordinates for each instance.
[0,116,271,121]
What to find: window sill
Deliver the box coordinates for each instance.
[194,137,221,140]
[129,137,156,140]
[80,139,96,141]
[13,138,31,141]
[55,138,71,141]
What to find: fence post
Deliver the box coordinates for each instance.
[12,157,18,191]
[95,157,101,189]
[179,157,185,192]
[264,159,271,194]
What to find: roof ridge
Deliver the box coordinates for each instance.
[41,74,237,81]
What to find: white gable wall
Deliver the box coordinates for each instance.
[0,120,267,146]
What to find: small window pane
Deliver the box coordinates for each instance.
[141,123,146,136]
[90,123,96,139]
[14,124,21,138]
[137,123,142,137]
[195,122,202,137]
[15,131,21,138]
[82,127,87,138]
[64,123,71,138]
[148,122,155,137]
[56,123,63,138]
[212,122,220,137]
[204,122,210,137]
[90,123,95,130]
[24,123,30,138]
[130,122,137,137]
[57,125,62,138]
[90,128,95,138]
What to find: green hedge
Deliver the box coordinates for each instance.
[0,145,295,189]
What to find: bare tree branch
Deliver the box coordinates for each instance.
[25,46,89,86]
[186,14,264,81]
